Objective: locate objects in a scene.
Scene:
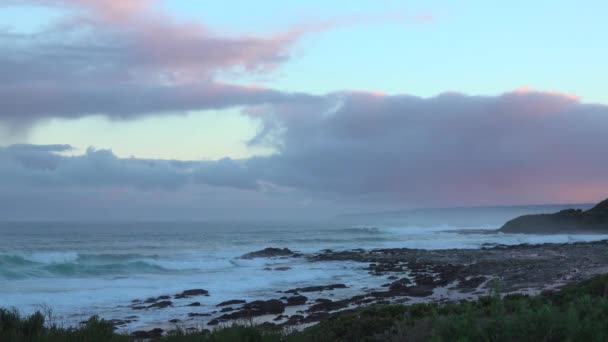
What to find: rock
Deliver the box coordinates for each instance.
[168,319,181,323]
[286,295,307,306]
[216,299,286,320]
[186,302,201,307]
[500,198,608,234]
[244,299,285,315]
[147,300,173,309]
[285,283,347,294]
[217,299,246,307]
[274,266,292,271]
[187,312,211,317]
[107,319,131,327]
[175,289,209,299]
[220,307,234,312]
[207,318,221,326]
[240,247,294,259]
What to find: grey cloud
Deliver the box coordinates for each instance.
[2,90,608,211]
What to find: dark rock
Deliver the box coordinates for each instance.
[207,319,221,326]
[286,295,307,306]
[284,283,347,294]
[240,247,295,259]
[175,289,209,299]
[500,198,608,234]
[216,299,286,320]
[168,319,181,323]
[144,297,157,304]
[186,302,201,307]
[147,300,173,309]
[274,266,291,271]
[108,319,131,327]
[244,299,285,315]
[220,307,234,312]
[284,314,304,325]
[188,312,211,317]
[217,299,246,307]
[157,295,171,300]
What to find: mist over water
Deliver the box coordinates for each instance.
[1,218,607,330]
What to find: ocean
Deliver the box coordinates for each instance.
[1,220,607,331]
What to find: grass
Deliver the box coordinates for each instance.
[2,274,608,341]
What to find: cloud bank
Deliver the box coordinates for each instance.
[2,90,608,218]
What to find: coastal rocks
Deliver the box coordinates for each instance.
[186,302,201,307]
[174,289,209,299]
[217,299,246,307]
[285,283,348,294]
[188,312,211,317]
[240,247,295,259]
[147,300,173,309]
[274,266,292,271]
[286,295,308,306]
[132,300,173,310]
[500,198,608,233]
[209,299,286,324]
[243,299,285,315]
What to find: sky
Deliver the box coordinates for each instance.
[0,0,607,220]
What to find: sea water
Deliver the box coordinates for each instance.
[1,220,607,330]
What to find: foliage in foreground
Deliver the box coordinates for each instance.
[2,273,608,341]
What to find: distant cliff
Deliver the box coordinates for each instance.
[499,198,608,233]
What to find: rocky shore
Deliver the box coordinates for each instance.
[111,241,608,338]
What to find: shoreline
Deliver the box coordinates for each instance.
[105,239,608,337]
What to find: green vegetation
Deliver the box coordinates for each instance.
[3,274,608,341]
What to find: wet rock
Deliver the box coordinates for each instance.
[274,266,292,271]
[286,295,307,306]
[217,299,246,307]
[284,314,304,325]
[216,299,286,320]
[207,318,221,326]
[244,299,285,315]
[220,307,234,312]
[307,298,349,312]
[147,300,173,309]
[175,289,209,299]
[188,312,211,317]
[240,247,295,259]
[285,283,347,294]
[187,302,201,307]
[168,318,181,323]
